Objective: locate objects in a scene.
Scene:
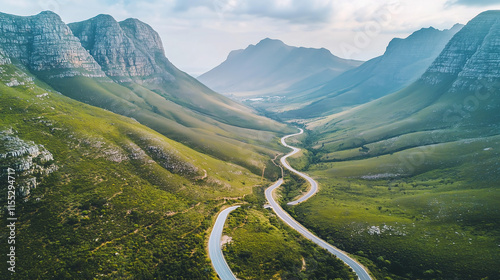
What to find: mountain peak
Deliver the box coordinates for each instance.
[199,38,362,94]
[256,38,286,47]
[0,10,104,77]
[384,24,460,58]
[36,10,60,19]
[91,14,117,22]
[120,18,149,29]
[450,23,465,31]
[119,18,164,52]
[69,15,171,81]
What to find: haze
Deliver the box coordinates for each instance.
[2,0,500,76]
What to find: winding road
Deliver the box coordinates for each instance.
[208,206,240,280]
[209,129,372,280]
[279,128,318,205]
[266,128,372,280]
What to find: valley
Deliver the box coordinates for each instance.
[209,9,500,280]
[1,6,499,280]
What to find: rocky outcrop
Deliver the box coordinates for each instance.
[0,11,105,78]
[68,15,174,83]
[0,129,57,197]
[0,48,11,65]
[0,55,36,87]
[422,10,500,90]
[146,145,199,176]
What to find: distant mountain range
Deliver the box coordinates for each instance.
[284,24,463,118]
[198,38,363,98]
[201,25,463,118]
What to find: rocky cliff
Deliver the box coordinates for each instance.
[0,47,11,65]
[68,15,174,83]
[0,11,105,78]
[0,129,57,197]
[422,10,500,91]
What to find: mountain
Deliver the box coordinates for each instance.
[198,38,363,98]
[0,11,293,279]
[283,24,463,119]
[68,14,249,120]
[68,14,169,82]
[292,11,500,280]
[0,12,292,174]
[311,11,499,151]
[0,54,271,278]
[0,11,105,78]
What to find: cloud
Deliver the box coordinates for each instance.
[2,0,500,75]
[173,0,335,24]
[447,0,500,6]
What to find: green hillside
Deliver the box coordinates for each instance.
[41,75,288,176]
[0,11,292,177]
[0,62,267,279]
[282,10,500,280]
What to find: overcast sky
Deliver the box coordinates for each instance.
[1,0,500,76]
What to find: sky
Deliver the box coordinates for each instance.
[1,0,500,76]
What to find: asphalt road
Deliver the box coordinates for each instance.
[208,206,240,280]
[279,128,318,205]
[266,129,373,280]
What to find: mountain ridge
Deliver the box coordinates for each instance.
[0,11,105,78]
[309,10,500,165]
[198,37,363,96]
[0,11,292,176]
[282,23,463,119]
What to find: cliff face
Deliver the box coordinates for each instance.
[422,10,500,90]
[0,11,105,78]
[69,15,174,83]
[0,48,11,65]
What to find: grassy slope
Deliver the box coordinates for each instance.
[222,183,357,280]
[282,79,500,279]
[38,75,289,178]
[286,138,500,280]
[289,173,499,280]
[0,63,270,279]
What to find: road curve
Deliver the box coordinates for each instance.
[209,206,240,280]
[266,129,372,280]
[280,128,318,205]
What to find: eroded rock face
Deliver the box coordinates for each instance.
[0,129,57,197]
[0,11,105,78]
[69,15,174,83]
[0,47,11,65]
[422,10,500,90]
